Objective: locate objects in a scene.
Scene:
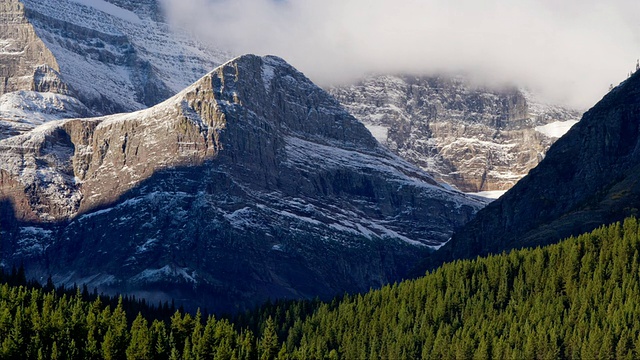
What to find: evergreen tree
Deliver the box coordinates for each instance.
[260,317,279,360]
[126,313,152,360]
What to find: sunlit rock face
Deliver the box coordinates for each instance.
[0,0,227,139]
[330,75,581,192]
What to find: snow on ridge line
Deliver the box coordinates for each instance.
[3,55,291,134]
[430,238,451,251]
[68,0,142,24]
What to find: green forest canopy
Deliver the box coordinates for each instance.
[3,217,640,359]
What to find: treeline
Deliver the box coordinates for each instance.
[0,266,177,325]
[4,218,640,359]
[0,285,263,359]
[246,217,640,359]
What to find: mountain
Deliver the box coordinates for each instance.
[0,55,485,312]
[432,69,640,265]
[329,75,582,193]
[0,0,227,139]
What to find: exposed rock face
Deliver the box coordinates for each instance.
[430,70,640,267]
[0,0,64,96]
[329,75,582,192]
[0,55,485,312]
[0,0,228,137]
[20,0,228,112]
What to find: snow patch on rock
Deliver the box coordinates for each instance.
[365,124,389,144]
[0,91,91,126]
[68,0,142,24]
[132,265,197,284]
[535,120,579,139]
[261,63,275,93]
[467,190,507,200]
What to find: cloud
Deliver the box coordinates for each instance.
[161,0,640,109]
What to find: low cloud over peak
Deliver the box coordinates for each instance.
[162,0,640,109]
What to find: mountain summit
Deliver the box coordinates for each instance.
[330,75,581,193]
[0,55,485,311]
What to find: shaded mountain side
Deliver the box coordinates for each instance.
[0,55,484,312]
[427,69,640,268]
[3,218,640,358]
[0,163,433,313]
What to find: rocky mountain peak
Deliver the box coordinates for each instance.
[0,0,228,140]
[0,55,485,312]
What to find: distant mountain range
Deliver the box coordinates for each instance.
[1,0,581,195]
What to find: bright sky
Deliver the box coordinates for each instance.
[161,0,640,109]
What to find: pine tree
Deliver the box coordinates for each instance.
[102,298,129,360]
[126,313,152,360]
[260,317,279,360]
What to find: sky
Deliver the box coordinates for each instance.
[161,0,640,109]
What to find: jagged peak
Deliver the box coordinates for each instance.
[0,54,401,221]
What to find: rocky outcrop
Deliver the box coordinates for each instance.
[429,70,640,267]
[0,55,485,312]
[0,0,65,96]
[19,0,226,113]
[0,0,228,135]
[329,75,582,192]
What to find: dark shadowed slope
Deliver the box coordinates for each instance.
[432,69,640,266]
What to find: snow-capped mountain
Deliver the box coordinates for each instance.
[0,0,227,139]
[329,75,582,193]
[0,55,485,312]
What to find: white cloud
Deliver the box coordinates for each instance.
[161,0,640,109]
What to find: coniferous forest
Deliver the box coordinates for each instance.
[3,218,640,359]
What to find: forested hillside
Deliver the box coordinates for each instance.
[3,218,640,359]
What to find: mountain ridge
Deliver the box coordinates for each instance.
[0,54,485,312]
[0,0,227,140]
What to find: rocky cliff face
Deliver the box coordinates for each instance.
[0,55,485,312]
[329,75,581,192]
[0,0,64,96]
[0,0,227,139]
[429,70,640,267]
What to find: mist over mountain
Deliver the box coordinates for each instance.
[162,0,640,109]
